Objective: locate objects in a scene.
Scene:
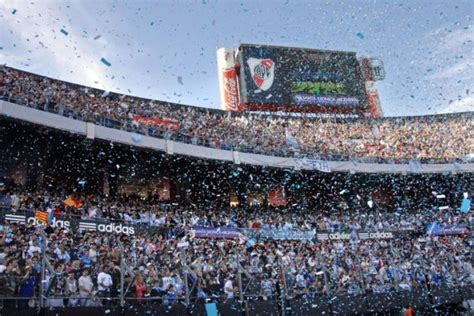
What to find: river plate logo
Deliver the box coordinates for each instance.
[247,58,275,92]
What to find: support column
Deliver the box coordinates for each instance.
[39,236,47,309]
[120,255,125,308]
[278,257,287,316]
[180,248,190,307]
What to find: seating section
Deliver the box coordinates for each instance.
[1,67,471,163]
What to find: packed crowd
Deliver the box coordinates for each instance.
[0,187,471,233]
[0,187,472,309]
[1,67,471,163]
[0,210,471,308]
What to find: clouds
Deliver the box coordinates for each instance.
[0,1,116,90]
[439,95,474,114]
[431,27,473,52]
[425,26,473,80]
[425,59,472,80]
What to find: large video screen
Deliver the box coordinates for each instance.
[237,44,367,111]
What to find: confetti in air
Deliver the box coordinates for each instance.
[100,57,112,67]
[0,2,472,314]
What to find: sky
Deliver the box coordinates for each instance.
[0,0,472,117]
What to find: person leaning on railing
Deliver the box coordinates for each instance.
[96,264,113,305]
[129,274,149,305]
[78,268,96,306]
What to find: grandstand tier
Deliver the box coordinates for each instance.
[1,67,472,167]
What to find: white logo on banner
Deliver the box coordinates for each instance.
[27,217,71,229]
[5,214,26,223]
[369,232,393,239]
[97,223,135,235]
[296,158,331,173]
[328,232,351,240]
[79,222,97,231]
[247,58,275,91]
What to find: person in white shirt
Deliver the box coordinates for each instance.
[224,276,234,299]
[161,272,173,291]
[78,269,94,306]
[296,272,307,289]
[27,241,41,258]
[65,272,78,306]
[10,193,20,208]
[97,265,113,304]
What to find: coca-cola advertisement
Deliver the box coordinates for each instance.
[221,68,240,111]
[217,47,241,111]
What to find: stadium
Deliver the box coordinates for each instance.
[1,57,473,315]
[0,3,473,316]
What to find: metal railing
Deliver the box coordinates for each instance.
[0,223,472,315]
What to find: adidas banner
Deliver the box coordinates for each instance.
[315,230,414,241]
[1,209,416,239]
[0,209,162,236]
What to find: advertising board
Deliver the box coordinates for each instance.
[236,44,367,113]
[217,48,241,111]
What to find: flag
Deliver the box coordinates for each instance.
[47,208,54,222]
[63,195,83,208]
[460,198,471,213]
[268,187,287,207]
[35,210,49,225]
[88,207,97,218]
[158,180,171,201]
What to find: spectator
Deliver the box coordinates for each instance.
[404,305,415,316]
[65,271,79,306]
[132,274,149,304]
[78,269,94,306]
[260,276,273,300]
[97,265,113,304]
[224,275,235,300]
[18,266,37,307]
